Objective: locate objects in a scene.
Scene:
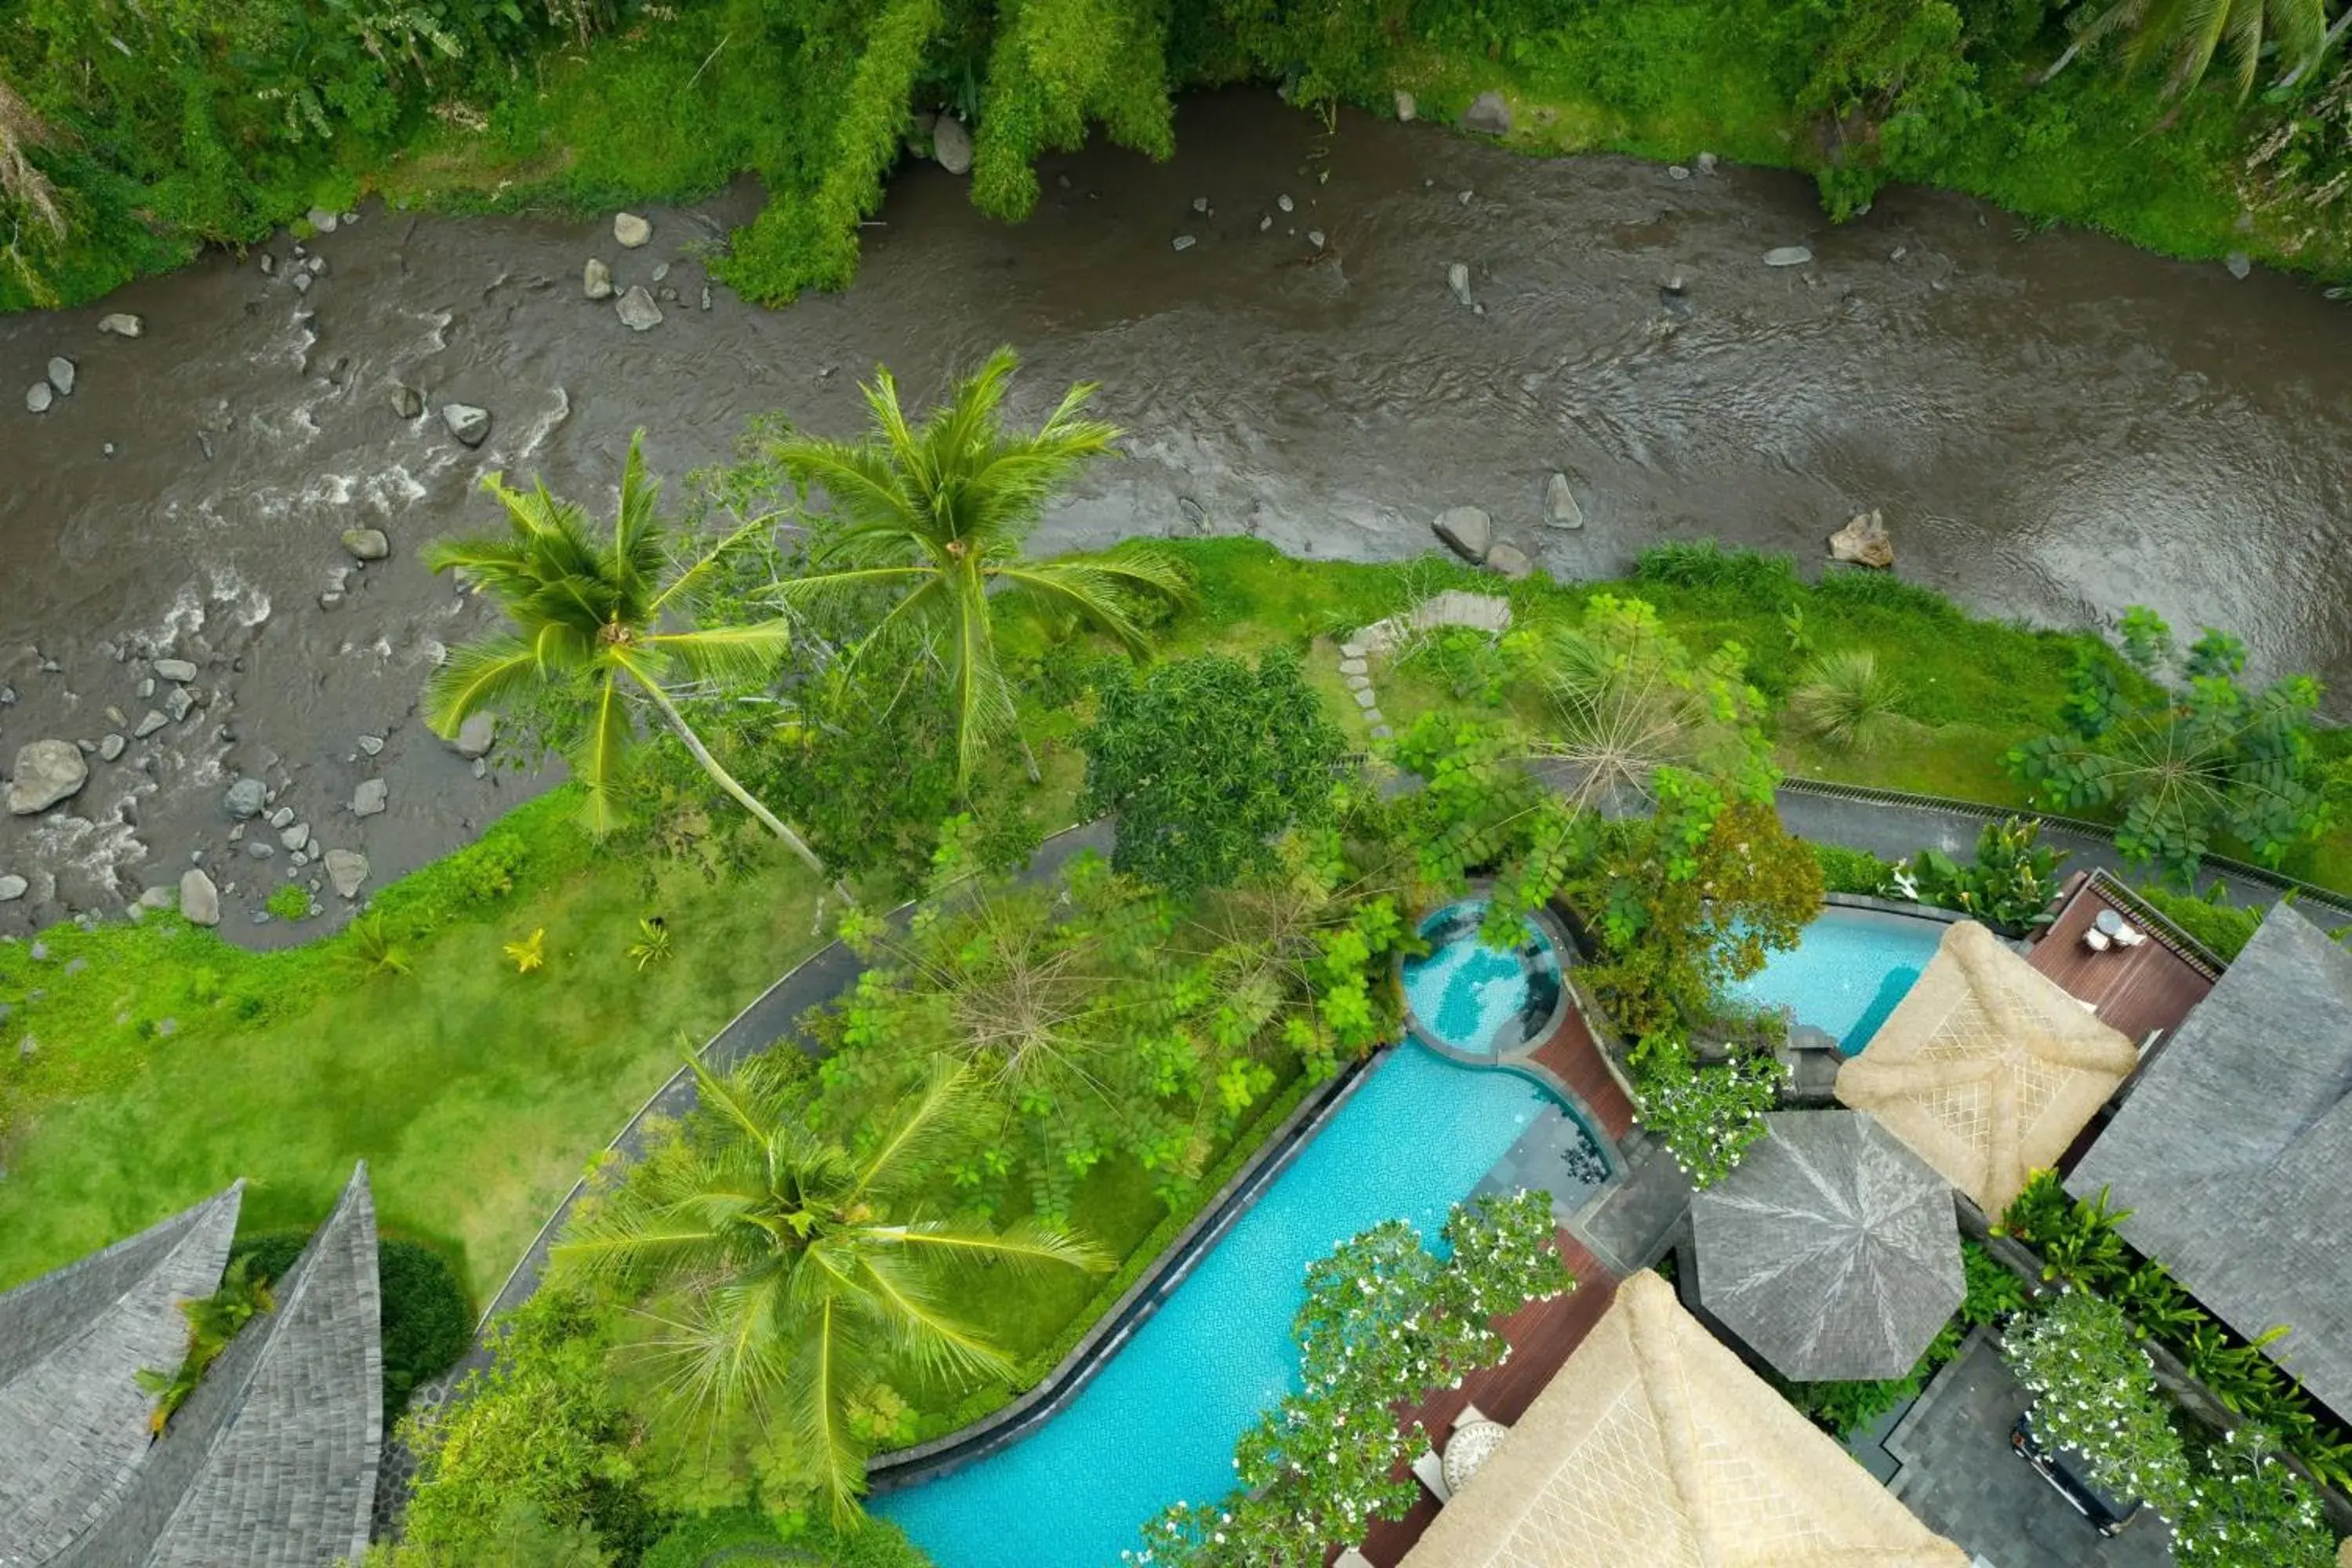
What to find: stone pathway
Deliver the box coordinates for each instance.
[1339,590,1515,741]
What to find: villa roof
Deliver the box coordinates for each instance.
[1835,920,2137,1214]
[0,1166,384,1568]
[2067,902,2352,1419]
[1396,1270,1969,1568]
[1691,1112,1962,1383]
[0,1183,245,1567]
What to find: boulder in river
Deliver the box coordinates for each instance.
[442,402,492,447]
[342,528,390,561]
[99,734,125,763]
[180,868,220,927]
[353,779,389,817]
[1433,505,1494,564]
[453,712,497,760]
[97,313,144,338]
[8,740,89,815]
[933,114,973,176]
[614,212,652,248]
[1763,245,1814,267]
[1462,92,1512,136]
[47,358,74,397]
[615,285,663,332]
[584,257,614,299]
[1828,508,1895,569]
[390,383,424,419]
[1544,471,1585,529]
[1447,263,1472,307]
[325,848,369,900]
[0,874,26,903]
[306,207,339,234]
[154,657,198,683]
[26,383,52,415]
[224,775,268,820]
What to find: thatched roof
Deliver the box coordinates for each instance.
[1692,1112,1962,1382]
[2070,903,2352,1420]
[0,1184,244,1566]
[1397,1271,1969,1568]
[1835,920,2136,1214]
[0,1166,383,1568]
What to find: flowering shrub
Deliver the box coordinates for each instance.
[1129,1191,1569,1567]
[2001,1288,2192,1509]
[1634,1042,1782,1189]
[2172,1425,2337,1568]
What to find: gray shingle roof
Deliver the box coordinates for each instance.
[1692,1110,1965,1382]
[1,1166,384,1568]
[2067,902,2352,1417]
[0,1185,244,1568]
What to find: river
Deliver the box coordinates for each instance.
[3,90,2348,938]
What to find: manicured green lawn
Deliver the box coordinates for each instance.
[0,791,828,1303]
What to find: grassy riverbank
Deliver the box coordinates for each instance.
[4,536,2345,1309]
[5,0,2349,312]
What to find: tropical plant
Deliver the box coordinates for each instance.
[1078,649,1351,895]
[2053,0,2329,100]
[1131,1192,1570,1567]
[342,912,415,978]
[626,916,673,971]
[1631,1036,1784,1188]
[423,432,838,890]
[2004,607,2330,887]
[505,927,547,975]
[1904,816,2068,932]
[136,1256,274,1432]
[2001,1288,2193,1509]
[1522,594,1777,815]
[766,348,1188,786]
[2000,1174,2134,1288]
[1788,647,1904,751]
[2172,1425,2338,1568]
[553,1053,1105,1518]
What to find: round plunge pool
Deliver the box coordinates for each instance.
[1401,898,1568,1059]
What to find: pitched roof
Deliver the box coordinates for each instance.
[2067,902,2352,1418]
[1,1166,384,1568]
[1691,1112,1963,1382]
[1835,920,2137,1213]
[0,1184,244,1568]
[1397,1271,1970,1568]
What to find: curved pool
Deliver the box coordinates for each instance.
[1728,906,1947,1053]
[1402,898,1565,1058]
[873,1046,1603,1568]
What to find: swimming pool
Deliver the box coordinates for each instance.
[1402,898,1566,1058]
[873,1047,1575,1568]
[1727,906,1946,1053]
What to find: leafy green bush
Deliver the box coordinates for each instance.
[2133,884,2264,961]
[1901,817,2068,933]
[1633,541,1799,601]
[231,1231,472,1417]
[264,884,312,922]
[1814,842,1896,895]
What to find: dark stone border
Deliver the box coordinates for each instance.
[1821,890,1970,924]
[864,1049,1382,1491]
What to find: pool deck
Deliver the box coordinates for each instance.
[1343,1230,1622,1568]
[1526,1007,1637,1143]
[2026,871,2217,1051]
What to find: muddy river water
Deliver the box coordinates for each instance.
[3,91,2349,937]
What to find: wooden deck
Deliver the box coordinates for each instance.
[1342,1232,1621,1568]
[1527,1006,1638,1142]
[2027,873,2216,1051]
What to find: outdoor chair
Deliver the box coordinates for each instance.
[2081,927,2112,952]
[1411,1447,1452,1501]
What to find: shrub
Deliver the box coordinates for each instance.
[1633,540,1798,601]
[1787,648,1903,752]
[2134,884,2264,962]
[265,884,312,922]
[231,1231,473,1418]
[1904,817,2067,933]
[1814,841,1896,895]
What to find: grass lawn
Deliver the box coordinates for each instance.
[0,789,829,1303]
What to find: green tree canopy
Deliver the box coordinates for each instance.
[1080,648,1351,896]
[2005,606,2331,886]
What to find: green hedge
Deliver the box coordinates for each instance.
[230,1230,471,1417]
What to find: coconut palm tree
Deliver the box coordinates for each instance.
[553,1054,1104,1517]
[765,347,1189,786]
[2046,0,2327,99]
[423,432,841,892]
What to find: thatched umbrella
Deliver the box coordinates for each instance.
[1692,1111,1963,1382]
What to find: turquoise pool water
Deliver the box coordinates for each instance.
[873,1047,1559,1568]
[1401,899,1563,1056]
[1727,906,1946,1053]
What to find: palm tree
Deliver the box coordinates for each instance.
[2045,0,2327,99]
[765,347,1189,786]
[553,1054,1104,1516]
[423,432,841,893]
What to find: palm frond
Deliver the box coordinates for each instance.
[643,622,793,690]
[571,670,636,835]
[422,635,547,737]
[880,1215,1110,1274]
[992,550,1189,658]
[609,430,668,604]
[846,1058,975,1202]
[846,1247,1015,1381]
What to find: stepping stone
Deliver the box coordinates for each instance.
[1353,688,1380,710]
[1345,673,1372,691]
[1372,724,1395,739]
[1340,642,1366,660]
[1339,658,1368,676]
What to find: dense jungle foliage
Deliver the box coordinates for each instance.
[6,0,2352,312]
